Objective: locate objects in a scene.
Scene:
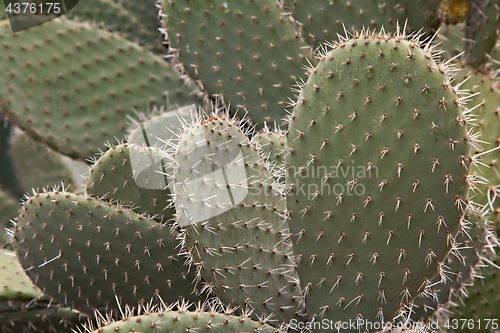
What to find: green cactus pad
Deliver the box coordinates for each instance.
[0,305,84,333]
[65,0,160,52]
[254,126,287,168]
[14,191,200,315]
[464,0,500,67]
[0,18,200,159]
[455,65,500,225]
[0,121,24,199]
[85,303,279,333]
[162,0,312,125]
[286,30,473,328]
[174,114,304,324]
[410,209,492,321]
[86,143,175,221]
[288,0,440,49]
[10,130,79,193]
[0,248,44,302]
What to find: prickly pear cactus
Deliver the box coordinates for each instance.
[410,208,493,321]
[288,0,440,49]
[10,130,84,193]
[174,113,304,324]
[447,251,500,333]
[162,0,312,125]
[80,301,281,333]
[64,0,160,51]
[286,29,475,329]
[14,190,200,315]
[454,65,500,225]
[464,0,500,67]
[0,18,200,159]
[0,188,19,244]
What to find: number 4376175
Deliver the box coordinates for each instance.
[5,2,61,14]
[444,318,498,330]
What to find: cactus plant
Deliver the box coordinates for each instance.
[452,65,500,225]
[0,18,201,160]
[173,113,304,325]
[14,190,201,315]
[76,300,282,333]
[464,0,500,67]
[0,1,500,333]
[0,188,19,245]
[285,27,476,329]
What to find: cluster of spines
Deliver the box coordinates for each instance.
[74,298,284,333]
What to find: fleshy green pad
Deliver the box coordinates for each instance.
[86,143,175,221]
[162,0,312,125]
[436,22,465,59]
[455,65,500,224]
[87,307,278,333]
[410,209,490,321]
[286,32,472,327]
[0,249,83,332]
[174,115,304,324]
[65,0,160,51]
[15,191,200,314]
[464,0,500,67]
[0,248,43,302]
[0,18,200,159]
[288,0,440,49]
[0,305,84,333]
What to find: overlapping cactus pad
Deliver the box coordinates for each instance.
[15,190,200,315]
[163,0,312,125]
[286,29,476,328]
[173,113,304,324]
[77,300,283,333]
[0,18,200,159]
